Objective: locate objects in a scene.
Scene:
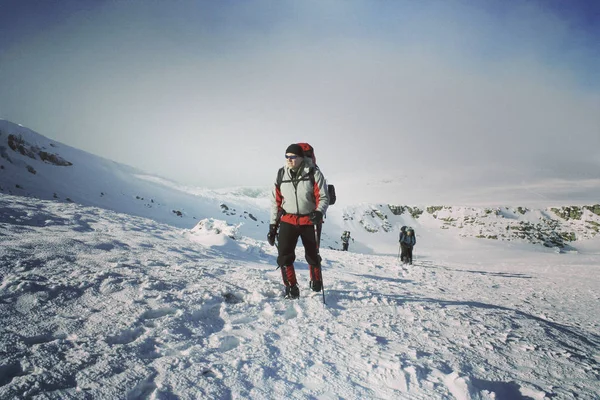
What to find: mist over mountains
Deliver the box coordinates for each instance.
[1,119,599,253]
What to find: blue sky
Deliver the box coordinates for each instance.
[1,0,599,201]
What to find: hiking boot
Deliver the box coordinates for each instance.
[285,284,300,299]
[310,280,322,292]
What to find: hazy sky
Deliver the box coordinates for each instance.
[1,0,599,204]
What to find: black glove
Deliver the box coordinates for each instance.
[267,224,278,246]
[309,210,323,224]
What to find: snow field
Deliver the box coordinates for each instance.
[1,195,599,399]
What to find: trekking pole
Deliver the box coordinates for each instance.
[397,243,401,262]
[273,219,281,269]
[314,222,325,305]
[274,236,280,270]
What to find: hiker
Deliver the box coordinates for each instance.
[399,226,407,263]
[400,227,416,264]
[341,231,351,251]
[267,144,329,299]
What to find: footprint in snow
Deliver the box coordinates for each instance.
[262,303,274,318]
[284,303,302,320]
[219,335,241,352]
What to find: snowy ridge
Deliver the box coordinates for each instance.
[0,119,271,237]
[333,203,600,253]
[2,119,599,255]
[1,194,599,399]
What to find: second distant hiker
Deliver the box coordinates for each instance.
[400,226,416,265]
[341,230,351,251]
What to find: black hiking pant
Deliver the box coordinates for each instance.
[342,242,349,251]
[277,221,321,270]
[400,243,413,264]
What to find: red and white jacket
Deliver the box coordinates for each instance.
[270,161,329,226]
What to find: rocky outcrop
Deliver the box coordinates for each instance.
[381,203,600,249]
[6,134,72,166]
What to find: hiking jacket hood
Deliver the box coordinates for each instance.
[270,161,329,225]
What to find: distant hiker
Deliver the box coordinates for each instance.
[399,226,407,242]
[399,226,407,262]
[400,227,416,264]
[341,230,351,251]
[268,143,329,299]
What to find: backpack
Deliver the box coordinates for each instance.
[296,142,336,205]
[405,227,416,244]
[275,166,336,206]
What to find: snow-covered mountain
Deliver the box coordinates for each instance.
[339,203,600,252]
[2,120,600,399]
[2,119,599,255]
[0,119,271,236]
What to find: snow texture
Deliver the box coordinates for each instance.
[1,195,599,399]
[1,119,600,399]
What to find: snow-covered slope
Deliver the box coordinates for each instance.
[1,194,599,399]
[0,119,271,237]
[2,119,599,256]
[328,204,600,255]
[2,119,600,398]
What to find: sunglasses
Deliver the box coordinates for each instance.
[285,155,299,160]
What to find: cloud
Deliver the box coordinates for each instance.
[0,0,598,204]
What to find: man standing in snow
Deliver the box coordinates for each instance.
[267,144,329,299]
